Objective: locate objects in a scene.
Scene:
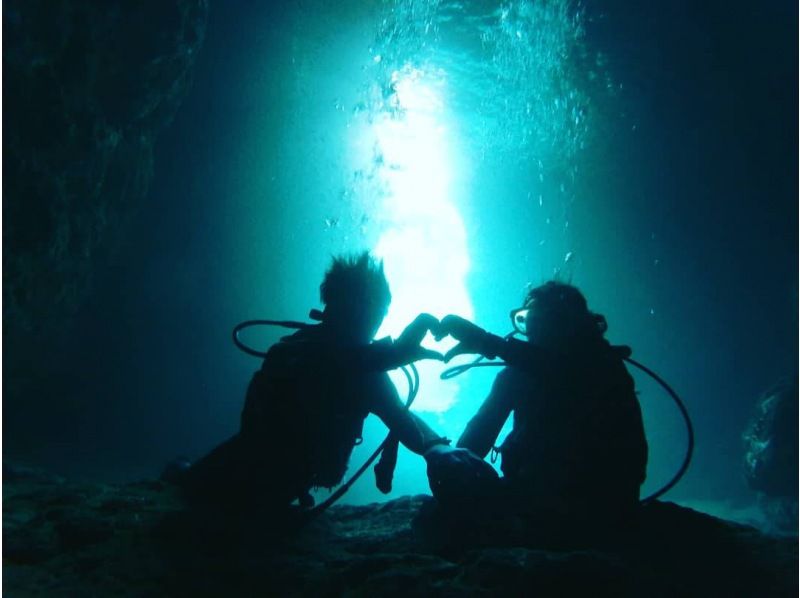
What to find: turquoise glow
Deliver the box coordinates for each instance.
[362,64,473,413]
[292,0,599,503]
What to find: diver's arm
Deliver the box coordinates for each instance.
[489,337,554,376]
[332,334,552,375]
[299,313,442,373]
[438,315,553,376]
[456,372,514,459]
[364,312,443,370]
[276,338,422,374]
[349,337,426,372]
[371,376,445,455]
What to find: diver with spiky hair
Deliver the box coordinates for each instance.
[424,282,648,544]
[178,252,447,511]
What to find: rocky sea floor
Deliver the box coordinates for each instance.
[3,463,797,597]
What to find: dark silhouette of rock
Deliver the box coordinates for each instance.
[3,463,796,596]
[743,377,799,534]
[3,0,209,395]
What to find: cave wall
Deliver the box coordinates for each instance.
[3,0,209,394]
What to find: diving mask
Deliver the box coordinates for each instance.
[510,307,530,336]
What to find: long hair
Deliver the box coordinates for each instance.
[524,281,607,338]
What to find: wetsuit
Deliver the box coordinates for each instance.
[460,337,647,520]
[427,334,648,535]
[181,325,434,509]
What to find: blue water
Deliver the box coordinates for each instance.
[6,0,796,520]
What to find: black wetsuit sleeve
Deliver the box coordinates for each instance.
[341,338,409,371]
[483,336,555,377]
[457,370,515,459]
[269,337,407,374]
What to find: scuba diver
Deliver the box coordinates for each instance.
[423,281,649,543]
[178,252,448,511]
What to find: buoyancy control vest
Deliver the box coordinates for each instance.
[240,328,375,490]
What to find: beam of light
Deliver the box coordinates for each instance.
[361,64,473,413]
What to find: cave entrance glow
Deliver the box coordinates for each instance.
[362,64,473,413]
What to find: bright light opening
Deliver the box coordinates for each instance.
[359,64,473,413]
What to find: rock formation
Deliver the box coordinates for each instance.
[3,463,796,596]
[3,0,209,387]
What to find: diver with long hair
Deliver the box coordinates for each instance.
[424,281,649,544]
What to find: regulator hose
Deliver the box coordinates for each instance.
[439,332,517,380]
[625,356,694,504]
[232,319,314,358]
[440,348,694,504]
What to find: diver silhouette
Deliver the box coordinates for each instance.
[179,252,448,511]
[423,281,649,543]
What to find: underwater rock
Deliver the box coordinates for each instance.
[2,463,797,597]
[743,377,799,534]
[3,0,209,390]
[744,378,799,497]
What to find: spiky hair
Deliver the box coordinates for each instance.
[320,252,391,310]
